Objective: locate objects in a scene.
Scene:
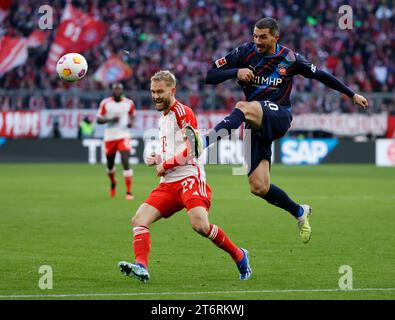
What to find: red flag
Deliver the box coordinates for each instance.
[0,35,28,77]
[93,55,133,85]
[45,2,107,74]
[0,30,48,77]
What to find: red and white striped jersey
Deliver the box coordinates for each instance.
[159,100,206,184]
[97,97,136,141]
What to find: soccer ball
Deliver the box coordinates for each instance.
[56,53,88,82]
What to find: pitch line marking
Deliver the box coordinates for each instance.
[1,288,395,299]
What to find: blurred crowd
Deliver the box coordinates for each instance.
[0,0,394,113]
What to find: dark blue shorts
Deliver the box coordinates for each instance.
[244,101,292,176]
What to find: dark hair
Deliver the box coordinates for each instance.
[255,17,279,36]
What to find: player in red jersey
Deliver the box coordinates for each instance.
[118,70,251,282]
[97,83,136,200]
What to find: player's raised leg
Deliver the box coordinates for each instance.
[202,101,263,148]
[120,149,134,200]
[187,206,252,280]
[106,153,117,198]
[118,203,162,282]
[249,160,312,243]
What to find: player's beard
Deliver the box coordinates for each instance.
[153,97,171,112]
[257,45,266,54]
[256,42,275,55]
[113,94,122,102]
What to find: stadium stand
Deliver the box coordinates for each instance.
[0,0,393,113]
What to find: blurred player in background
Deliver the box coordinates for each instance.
[118,70,251,282]
[97,83,136,200]
[188,17,369,244]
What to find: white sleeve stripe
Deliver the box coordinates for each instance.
[176,106,182,117]
[177,106,185,117]
[176,103,186,116]
[174,106,181,117]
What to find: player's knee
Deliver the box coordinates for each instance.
[235,101,248,114]
[131,214,141,227]
[250,182,270,197]
[191,222,210,236]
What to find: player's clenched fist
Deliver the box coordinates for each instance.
[237,68,255,82]
[352,94,369,109]
[146,152,161,166]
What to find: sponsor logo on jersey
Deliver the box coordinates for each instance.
[215,57,227,68]
[253,76,283,86]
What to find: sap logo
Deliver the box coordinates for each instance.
[253,76,283,86]
[0,138,5,148]
[281,138,338,165]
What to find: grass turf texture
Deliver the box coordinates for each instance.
[0,164,394,300]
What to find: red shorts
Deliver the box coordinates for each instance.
[104,138,131,156]
[144,176,211,218]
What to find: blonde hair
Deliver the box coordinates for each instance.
[150,70,176,87]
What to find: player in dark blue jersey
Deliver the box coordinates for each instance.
[187,17,368,244]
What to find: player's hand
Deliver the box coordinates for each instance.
[146,152,160,166]
[156,163,166,176]
[352,94,369,109]
[237,68,255,82]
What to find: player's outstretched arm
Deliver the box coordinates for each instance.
[295,53,368,110]
[205,67,239,85]
[312,70,369,109]
[96,116,119,124]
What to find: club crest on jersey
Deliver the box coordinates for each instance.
[278,64,287,75]
[215,57,227,68]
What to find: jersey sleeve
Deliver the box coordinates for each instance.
[293,52,320,78]
[128,100,136,116]
[211,43,247,70]
[294,52,355,97]
[97,99,107,117]
[205,43,249,84]
[174,105,198,130]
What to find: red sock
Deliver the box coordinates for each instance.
[133,226,150,268]
[123,170,133,194]
[207,224,244,263]
[125,177,132,193]
[108,170,116,185]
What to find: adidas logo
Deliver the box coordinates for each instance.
[192,191,199,196]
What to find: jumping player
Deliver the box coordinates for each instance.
[187,17,369,243]
[118,70,251,282]
[97,83,136,200]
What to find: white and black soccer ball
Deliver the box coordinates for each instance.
[56,53,88,82]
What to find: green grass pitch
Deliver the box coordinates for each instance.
[0,163,394,300]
